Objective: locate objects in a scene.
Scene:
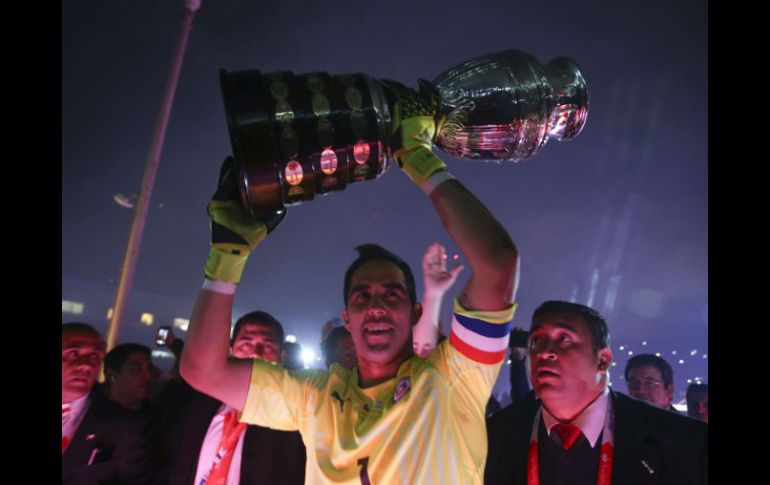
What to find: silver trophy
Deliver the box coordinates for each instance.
[220,49,588,217]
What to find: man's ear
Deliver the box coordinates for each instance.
[598,347,613,371]
[411,303,423,326]
[665,383,675,401]
[342,309,350,331]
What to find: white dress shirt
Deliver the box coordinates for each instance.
[62,393,91,447]
[541,387,609,448]
[193,403,246,485]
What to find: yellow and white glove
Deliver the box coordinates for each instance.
[204,156,286,284]
[379,79,449,189]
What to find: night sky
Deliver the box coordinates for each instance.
[62,0,708,403]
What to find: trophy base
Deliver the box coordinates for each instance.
[220,68,392,217]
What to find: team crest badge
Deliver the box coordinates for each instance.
[392,377,411,404]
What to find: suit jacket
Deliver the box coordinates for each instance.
[148,378,198,473]
[167,389,306,485]
[485,390,708,485]
[62,390,154,485]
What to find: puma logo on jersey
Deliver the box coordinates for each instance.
[331,391,348,412]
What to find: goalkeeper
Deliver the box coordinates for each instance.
[181,80,520,484]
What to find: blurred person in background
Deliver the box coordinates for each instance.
[624,353,677,412]
[321,325,357,370]
[103,343,153,414]
[686,382,708,423]
[282,341,305,370]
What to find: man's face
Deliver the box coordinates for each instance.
[343,259,421,367]
[331,334,357,370]
[626,365,673,409]
[688,391,708,422]
[231,323,282,362]
[62,332,105,401]
[528,312,612,405]
[112,352,152,404]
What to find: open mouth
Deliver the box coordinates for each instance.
[364,325,393,336]
[362,324,395,343]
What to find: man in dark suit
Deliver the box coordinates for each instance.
[164,311,306,485]
[485,301,707,485]
[62,322,153,485]
[624,353,679,413]
[103,343,153,414]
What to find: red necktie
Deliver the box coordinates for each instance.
[552,423,583,450]
[204,410,248,485]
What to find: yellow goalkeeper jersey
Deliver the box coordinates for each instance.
[240,297,516,484]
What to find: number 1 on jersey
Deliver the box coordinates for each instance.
[358,456,371,485]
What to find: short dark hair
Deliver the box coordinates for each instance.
[686,382,708,402]
[322,326,352,368]
[231,311,285,347]
[103,343,151,374]
[624,354,674,387]
[62,322,102,340]
[531,301,610,352]
[343,244,416,306]
[281,341,304,370]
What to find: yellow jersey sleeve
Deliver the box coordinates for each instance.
[239,358,326,432]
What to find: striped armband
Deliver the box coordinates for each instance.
[449,297,518,364]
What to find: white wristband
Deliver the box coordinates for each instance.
[422,170,456,195]
[202,278,237,295]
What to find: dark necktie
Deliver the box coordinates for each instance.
[552,423,583,450]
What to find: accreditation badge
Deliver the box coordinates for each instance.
[392,376,411,404]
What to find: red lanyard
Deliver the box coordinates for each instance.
[203,410,247,485]
[526,405,614,485]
